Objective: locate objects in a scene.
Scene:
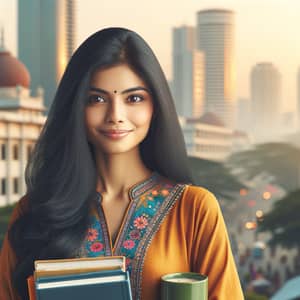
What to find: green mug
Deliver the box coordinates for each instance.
[161,272,208,300]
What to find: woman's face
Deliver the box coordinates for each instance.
[85,64,154,155]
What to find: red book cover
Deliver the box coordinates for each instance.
[27,275,36,300]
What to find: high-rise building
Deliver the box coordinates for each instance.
[196,9,236,128]
[297,67,300,128]
[237,98,251,132]
[251,62,282,141]
[18,0,76,110]
[172,26,204,118]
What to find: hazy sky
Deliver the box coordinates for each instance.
[1,0,299,112]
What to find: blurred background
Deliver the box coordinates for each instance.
[1,1,300,299]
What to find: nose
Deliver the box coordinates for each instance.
[105,98,125,124]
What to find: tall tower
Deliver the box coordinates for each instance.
[172,26,204,118]
[18,0,76,110]
[297,67,300,129]
[196,9,236,128]
[251,62,282,141]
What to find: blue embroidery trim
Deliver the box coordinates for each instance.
[80,173,187,300]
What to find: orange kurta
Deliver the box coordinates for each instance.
[142,185,244,299]
[0,184,244,300]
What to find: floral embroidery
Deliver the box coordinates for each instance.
[125,257,132,269]
[133,216,148,229]
[83,215,106,257]
[123,240,135,249]
[162,189,169,196]
[90,242,104,252]
[129,229,141,240]
[80,172,187,300]
[152,190,158,196]
[87,228,98,242]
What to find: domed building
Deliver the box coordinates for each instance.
[0,36,46,206]
[0,49,30,88]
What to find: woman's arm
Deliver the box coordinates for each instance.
[0,197,27,300]
[188,187,244,300]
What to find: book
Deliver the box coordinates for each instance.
[27,276,36,300]
[27,256,132,300]
[34,255,126,275]
[35,270,132,300]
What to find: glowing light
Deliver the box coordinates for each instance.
[256,210,264,218]
[240,188,248,196]
[245,221,257,230]
[263,192,271,200]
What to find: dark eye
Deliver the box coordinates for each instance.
[128,94,144,103]
[87,94,106,104]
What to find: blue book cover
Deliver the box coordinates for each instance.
[35,270,132,300]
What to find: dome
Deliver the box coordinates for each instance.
[0,50,30,88]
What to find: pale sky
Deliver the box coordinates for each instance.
[1,0,300,112]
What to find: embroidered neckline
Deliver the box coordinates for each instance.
[80,173,187,300]
[96,171,160,204]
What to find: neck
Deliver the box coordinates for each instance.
[94,147,152,200]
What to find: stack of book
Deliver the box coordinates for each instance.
[27,256,132,300]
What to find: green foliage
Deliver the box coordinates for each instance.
[244,291,268,300]
[0,204,15,248]
[258,189,300,248]
[228,142,300,192]
[188,156,245,200]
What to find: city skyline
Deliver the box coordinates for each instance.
[1,0,299,113]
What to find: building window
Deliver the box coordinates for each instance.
[1,178,6,195]
[1,143,6,160]
[13,178,19,194]
[13,144,19,160]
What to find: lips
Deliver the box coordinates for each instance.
[99,129,133,139]
[101,130,132,134]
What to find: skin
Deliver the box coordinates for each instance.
[85,63,154,243]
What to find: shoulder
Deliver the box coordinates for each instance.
[182,185,219,208]
[176,184,222,220]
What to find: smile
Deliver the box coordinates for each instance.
[100,130,133,139]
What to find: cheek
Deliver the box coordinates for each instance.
[85,109,104,128]
[132,106,153,127]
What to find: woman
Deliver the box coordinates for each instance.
[0,28,244,300]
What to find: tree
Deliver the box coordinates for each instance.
[188,156,245,201]
[227,143,300,192]
[258,189,300,249]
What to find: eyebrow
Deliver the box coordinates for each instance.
[89,86,150,95]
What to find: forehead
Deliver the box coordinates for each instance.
[90,64,147,90]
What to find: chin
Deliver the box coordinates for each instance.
[96,144,140,156]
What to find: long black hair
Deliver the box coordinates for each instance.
[9,27,193,298]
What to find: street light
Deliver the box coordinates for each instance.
[262,191,271,200]
[256,210,264,222]
[245,221,257,230]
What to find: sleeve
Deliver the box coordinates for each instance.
[188,186,244,300]
[0,197,27,300]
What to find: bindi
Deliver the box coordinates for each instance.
[114,90,117,94]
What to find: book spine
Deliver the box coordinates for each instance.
[27,276,37,300]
